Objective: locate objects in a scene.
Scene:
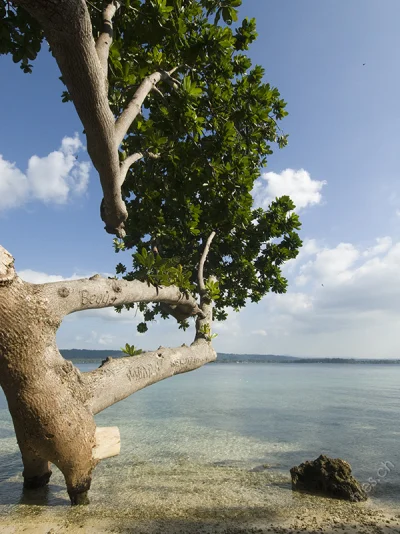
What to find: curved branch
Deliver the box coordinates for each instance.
[119,151,161,186]
[84,339,216,415]
[198,232,216,292]
[115,70,179,146]
[38,276,202,319]
[82,231,218,415]
[114,71,163,146]
[119,152,143,186]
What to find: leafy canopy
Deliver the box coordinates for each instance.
[1,0,302,332]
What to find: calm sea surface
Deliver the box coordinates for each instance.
[0,363,399,509]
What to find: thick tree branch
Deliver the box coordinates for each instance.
[82,235,217,415]
[95,1,120,78]
[83,341,216,414]
[115,70,179,146]
[13,0,127,236]
[11,1,179,238]
[38,276,203,320]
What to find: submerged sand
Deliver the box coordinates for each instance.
[0,461,399,533]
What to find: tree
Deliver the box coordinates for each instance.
[0,0,302,505]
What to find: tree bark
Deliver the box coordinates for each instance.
[84,340,216,415]
[0,246,216,505]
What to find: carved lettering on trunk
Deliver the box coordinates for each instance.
[127,365,152,382]
[81,290,110,306]
[173,356,200,369]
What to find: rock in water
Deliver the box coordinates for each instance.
[290,455,367,502]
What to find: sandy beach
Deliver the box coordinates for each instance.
[0,462,399,533]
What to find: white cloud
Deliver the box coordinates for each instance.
[362,237,392,258]
[207,236,400,358]
[18,269,80,284]
[252,168,326,211]
[296,242,360,286]
[98,333,116,346]
[272,292,314,314]
[0,156,29,210]
[214,308,241,337]
[79,306,144,323]
[251,237,400,356]
[283,238,320,274]
[251,329,268,337]
[0,134,90,211]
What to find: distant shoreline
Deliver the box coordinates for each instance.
[65,358,400,365]
[60,349,400,365]
[213,360,400,364]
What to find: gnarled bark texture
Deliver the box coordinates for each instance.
[0,245,216,504]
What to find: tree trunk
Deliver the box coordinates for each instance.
[0,246,216,505]
[0,279,96,503]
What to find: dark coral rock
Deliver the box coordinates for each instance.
[290,454,367,502]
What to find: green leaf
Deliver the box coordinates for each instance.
[137,322,148,334]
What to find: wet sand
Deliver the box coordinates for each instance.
[0,462,399,533]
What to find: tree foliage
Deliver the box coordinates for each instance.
[0,1,43,72]
[1,0,302,331]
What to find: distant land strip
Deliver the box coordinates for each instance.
[60,349,400,365]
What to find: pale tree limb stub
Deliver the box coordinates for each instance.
[198,231,216,291]
[195,232,217,342]
[92,427,120,460]
[95,1,120,78]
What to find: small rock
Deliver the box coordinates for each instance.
[290,454,368,502]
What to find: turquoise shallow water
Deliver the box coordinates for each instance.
[0,363,399,509]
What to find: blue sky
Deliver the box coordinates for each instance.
[1,1,400,357]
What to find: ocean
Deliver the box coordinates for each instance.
[0,362,399,526]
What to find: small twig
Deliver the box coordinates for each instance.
[86,0,102,13]
[168,66,181,75]
[153,86,164,98]
[161,70,181,89]
[198,232,216,292]
[268,113,284,134]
